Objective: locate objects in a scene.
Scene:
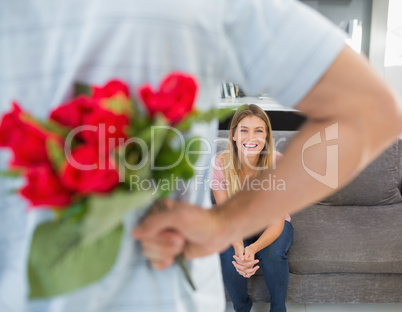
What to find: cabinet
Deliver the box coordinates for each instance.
[218,0,374,130]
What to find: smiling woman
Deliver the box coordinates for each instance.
[218,105,275,197]
[211,104,293,312]
[234,116,269,166]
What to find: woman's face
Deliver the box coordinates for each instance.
[232,115,267,160]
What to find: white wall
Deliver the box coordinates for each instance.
[370,0,402,97]
[384,0,402,97]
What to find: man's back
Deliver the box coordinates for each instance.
[0,1,227,311]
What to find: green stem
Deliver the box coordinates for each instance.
[155,200,196,291]
[176,254,196,291]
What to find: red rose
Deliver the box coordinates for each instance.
[51,81,130,124]
[20,165,73,208]
[51,98,129,152]
[0,102,56,168]
[0,102,23,147]
[92,80,130,99]
[81,107,129,152]
[93,80,133,118]
[61,145,119,194]
[138,72,197,124]
[50,96,96,129]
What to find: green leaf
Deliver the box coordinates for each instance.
[0,170,21,178]
[216,107,236,121]
[40,120,71,138]
[81,190,157,246]
[153,144,183,173]
[28,219,123,299]
[120,114,170,183]
[100,94,136,119]
[54,201,86,222]
[117,148,147,184]
[174,107,235,132]
[125,160,152,183]
[74,82,92,97]
[135,113,168,144]
[46,137,65,172]
[19,113,70,138]
[184,136,201,167]
[126,115,152,137]
[173,111,201,132]
[150,113,170,159]
[152,140,196,187]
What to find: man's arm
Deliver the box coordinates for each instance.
[214,46,402,243]
[212,188,244,258]
[134,46,402,263]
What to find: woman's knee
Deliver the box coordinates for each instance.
[258,243,287,263]
[258,229,293,261]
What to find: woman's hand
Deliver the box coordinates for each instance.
[232,244,259,278]
[244,244,257,261]
[232,241,245,260]
[232,255,259,278]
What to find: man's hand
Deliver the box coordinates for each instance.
[133,199,231,269]
[139,229,185,270]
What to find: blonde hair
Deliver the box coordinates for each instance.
[220,104,274,198]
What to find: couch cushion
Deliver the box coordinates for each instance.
[319,140,402,206]
[288,203,402,274]
[272,131,402,206]
[218,130,402,206]
[215,130,230,154]
[272,132,402,206]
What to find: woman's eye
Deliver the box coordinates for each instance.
[240,129,247,133]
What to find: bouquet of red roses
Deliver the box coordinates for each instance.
[0,72,232,299]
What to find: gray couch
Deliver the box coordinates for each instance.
[214,130,402,304]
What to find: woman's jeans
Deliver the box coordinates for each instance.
[220,221,294,312]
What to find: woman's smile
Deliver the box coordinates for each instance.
[243,143,259,149]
